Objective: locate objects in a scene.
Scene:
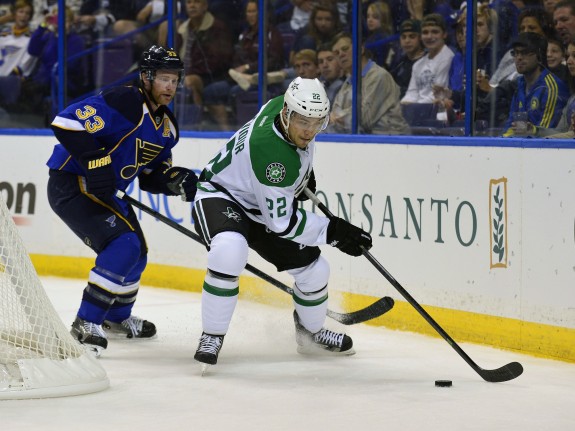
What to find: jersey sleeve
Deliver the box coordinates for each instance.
[50,86,143,158]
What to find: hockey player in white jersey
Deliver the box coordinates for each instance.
[192,77,373,366]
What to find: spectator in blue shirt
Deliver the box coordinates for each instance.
[503,32,570,136]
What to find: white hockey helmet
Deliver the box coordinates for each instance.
[282,77,330,132]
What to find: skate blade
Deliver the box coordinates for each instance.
[85,345,104,358]
[200,363,211,376]
[296,345,356,356]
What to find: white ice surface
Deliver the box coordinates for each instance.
[1,276,574,431]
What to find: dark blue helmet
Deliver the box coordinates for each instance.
[139,45,184,83]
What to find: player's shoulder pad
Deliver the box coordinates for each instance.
[101,85,144,125]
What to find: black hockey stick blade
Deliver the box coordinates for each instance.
[117,191,393,326]
[304,188,523,383]
[326,296,394,325]
[478,361,524,383]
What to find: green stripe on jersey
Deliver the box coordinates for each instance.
[249,96,303,188]
[203,282,239,297]
[283,208,307,240]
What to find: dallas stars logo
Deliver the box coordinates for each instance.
[290,81,299,91]
[266,162,286,183]
[222,207,242,222]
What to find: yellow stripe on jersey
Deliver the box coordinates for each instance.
[541,74,558,128]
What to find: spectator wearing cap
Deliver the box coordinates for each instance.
[553,0,575,46]
[401,13,454,105]
[389,19,425,99]
[502,32,569,136]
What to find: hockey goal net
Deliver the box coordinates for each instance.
[0,195,108,399]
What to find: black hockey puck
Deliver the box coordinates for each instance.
[435,380,452,387]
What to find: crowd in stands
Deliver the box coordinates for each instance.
[1,0,575,137]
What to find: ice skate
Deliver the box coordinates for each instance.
[293,311,355,356]
[70,316,108,357]
[194,332,225,372]
[103,315,157,339]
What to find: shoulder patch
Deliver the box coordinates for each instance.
[265,162,286,183]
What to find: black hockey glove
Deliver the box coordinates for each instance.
[165,167,198,202]
[79,149,115,198]
[326,217,372,257]
[296,170,316,201]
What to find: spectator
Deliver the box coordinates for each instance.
[502,32,569,136]
[207,0,244,41]
[73,1,112,37]
[23,5,86,120]
[364,1,397,70]
[328,32,409,134]
[109,1,158,58]
[0,0,36,108]
[0,0,14,30]
[479,7,555,94]
[389,18,424,99]
[547,36,569,85]
[537,39,575,137]
[228,46,323,93]
[179,0,233,106]
[137,0,182,46]
[288,0,315,32]
[554,0,575,46]
[203,0,285,130]
[293,47,320,78]
[435,4,500,119]
[289,1,342,65]
[489,0,523,53]
[401,13,454,105]
[230,48,318,91]
[544,0,559,16]
[317,42,344,103]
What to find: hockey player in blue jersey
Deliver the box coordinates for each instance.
[46,45,198,356]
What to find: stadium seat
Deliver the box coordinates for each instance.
[174,92,202,129]
[401,103,438,127]
[0,76,22,105]
[279,31,296,67]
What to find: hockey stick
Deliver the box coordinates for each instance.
[116,191,394,325]
[303,188,523,383]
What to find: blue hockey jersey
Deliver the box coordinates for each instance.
[47,85,179,192]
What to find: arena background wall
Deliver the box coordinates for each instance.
[1,132,573,363]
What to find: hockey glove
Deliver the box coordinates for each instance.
[80,149,115,198]
[296,170,316,201]
[165,167,198,202]
[326,217,373,257]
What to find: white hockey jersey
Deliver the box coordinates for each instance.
[195,95,330,247]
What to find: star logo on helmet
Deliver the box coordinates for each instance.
[290,82,299,91]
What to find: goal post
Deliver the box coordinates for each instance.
[0,195,109,399]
